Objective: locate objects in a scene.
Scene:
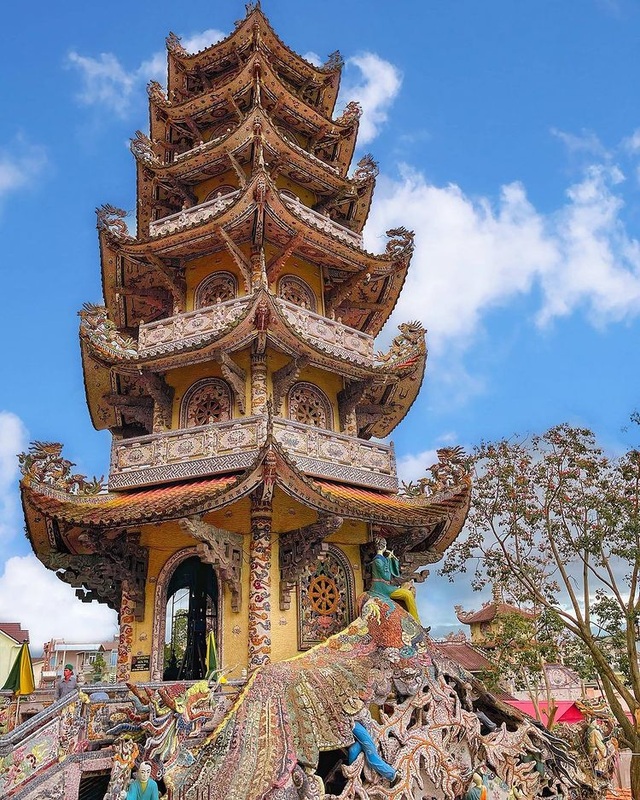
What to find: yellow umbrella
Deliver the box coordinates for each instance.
[2,641,35,695]
[205,630,218,680]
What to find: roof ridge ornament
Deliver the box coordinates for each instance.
[18,441,105,495]
[323,50,344,72]
[166,31,187,56]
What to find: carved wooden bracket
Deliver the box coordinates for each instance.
[338,380,368,432]
[104,389,154,433]
[139,370,175,431]
[179,516,244,612]
[47,534,148,620]
[214,351,247,414]
[266,231,305,283]
[225,150,247,188]
[143,253,187,313]
[279,514,343,610]
[272,356,309,414]
[217,227,252,292]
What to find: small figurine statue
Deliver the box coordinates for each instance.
[122,762,159,800]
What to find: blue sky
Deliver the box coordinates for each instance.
[1,0,639,649]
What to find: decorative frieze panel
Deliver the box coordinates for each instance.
[148,190,240,238]
[276,297,374,364]
[138,295,250,357]
[109,417,265,489]
[280,193,363,247]
[109,416,397,491]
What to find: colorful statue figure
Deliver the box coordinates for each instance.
[347,720,396,782]
[463,771,488,800]
[123,762,159,800]
[370,536,420,622]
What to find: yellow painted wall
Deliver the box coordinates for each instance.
[125,493,371,681]
[0,632,20,688]
[193,169,246,205]
[129,518,252,682]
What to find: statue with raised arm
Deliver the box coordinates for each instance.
[369,536,420,622]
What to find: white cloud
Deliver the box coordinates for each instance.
[182,29,225,53]
[0,412,28,543]
[67,28,224,117]
[339,53,402,145]
[302,51,322,67]
[0,139,47,202]
[396,448,438,484]
[366,158,640,351]
[0,556,118,653]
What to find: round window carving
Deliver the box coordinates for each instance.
[195,272,237,308]
[205,184,236,201]
[278,275,316,312]
[181,379,232,428]
[288,382,332,429]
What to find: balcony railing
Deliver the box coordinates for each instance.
[149,190,240,238]
[276,297,374,364]
[280,193,363,247]
[137,295,374,365]
[138,296,251,357]
[109,416,397,492]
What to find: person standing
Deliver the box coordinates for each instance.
[55,664,77,699]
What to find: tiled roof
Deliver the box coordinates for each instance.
[606,789,631,800]
[314,480,468,526]
[0,623,29,644]
[434,640,494,672]
[456,602,536,624]
[23,475,239,527]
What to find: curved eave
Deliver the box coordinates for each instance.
[159,52,345,145]
[268,439,469,544]
[138,107,351,200]
[80,290,417,387]
[168,9,341,117]
[79,335,118,432]
[364,347,427,439]
[21,468,256,555]
[349,178,376,236]
[107,174,394,274]
[101,175,409,337]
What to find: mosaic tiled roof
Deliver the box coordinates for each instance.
[433,639,494,673]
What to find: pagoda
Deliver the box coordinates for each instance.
[7,6,613,800]
[20,3,471,685]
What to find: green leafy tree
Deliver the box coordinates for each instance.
[92,653,106,683]
[441,425,640,795]
[476,608,569,729]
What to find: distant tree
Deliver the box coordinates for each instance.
[92,653,106,683]
[441,425,640,795]
[476,607,564,729]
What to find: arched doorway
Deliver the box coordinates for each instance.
[163,556,218,681]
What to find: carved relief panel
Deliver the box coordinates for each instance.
[297,545,355,650]
[195,271,238,308]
